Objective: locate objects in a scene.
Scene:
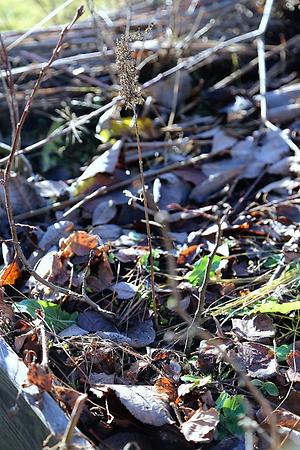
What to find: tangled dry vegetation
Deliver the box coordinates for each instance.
[1,0,300,449]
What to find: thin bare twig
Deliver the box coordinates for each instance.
[184,216,222,353]
[0,34,19,143]
[155,210,192,325]
[2,6,115,320]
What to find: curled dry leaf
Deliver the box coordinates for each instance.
[91,384,174,426]
[198,338,233,371]
[77,139,122,182]
[33,251,69,286]
[27,363,53,392]
[60,230,100,258]
[177,245,201,265]
[28,220,73,266]
[54,386,82,412]
[181,406,219,443]
[88,251,114,292]
[286,350,300,383]
[257,407,300,447]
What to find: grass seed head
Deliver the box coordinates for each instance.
[115,26,152,110]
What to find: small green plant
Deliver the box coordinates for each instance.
[215,392,246,437]
[14,299,78,332]
[139,249,161,273]
[185,255,222,286]
[251,379,279,396]
[180,374,212,386]
[276,344,293,362]
[262,254,282,269]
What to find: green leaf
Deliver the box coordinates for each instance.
[185,255,222,286]
[254,300,300,314]
[263,381,279,397]
[215,391,230,410]
[251,380,279,397]
[262,254,282,269]
[139,249,161,273]
[14,299,78,332]
[180,374,212,386]
[216,393,246,437]
[251,379,263,388]
[276,344,293,362]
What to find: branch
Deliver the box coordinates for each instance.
[2,7,115,320]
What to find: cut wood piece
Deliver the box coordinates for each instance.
[0,337,94,450]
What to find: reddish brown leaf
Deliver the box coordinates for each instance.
[0,259,21,286]
[155,377,178,402]
[287,350,300,372]
[54,386,81,412]
[60,230,100,258]
[177,245,200,265]
[27,363,53,391]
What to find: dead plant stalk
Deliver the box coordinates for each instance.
[115,29,157,326]
[133,111,158,327]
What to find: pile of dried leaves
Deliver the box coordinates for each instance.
[1,0,300,449]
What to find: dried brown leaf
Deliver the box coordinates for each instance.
[181,406,219,443]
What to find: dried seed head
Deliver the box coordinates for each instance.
[115,26,152,110]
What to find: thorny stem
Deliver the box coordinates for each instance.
[2,7,114,320]
[133,108,158,327]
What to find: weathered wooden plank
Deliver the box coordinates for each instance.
[0,336,94,449]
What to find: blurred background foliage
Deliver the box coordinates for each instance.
[0,0,115,31]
